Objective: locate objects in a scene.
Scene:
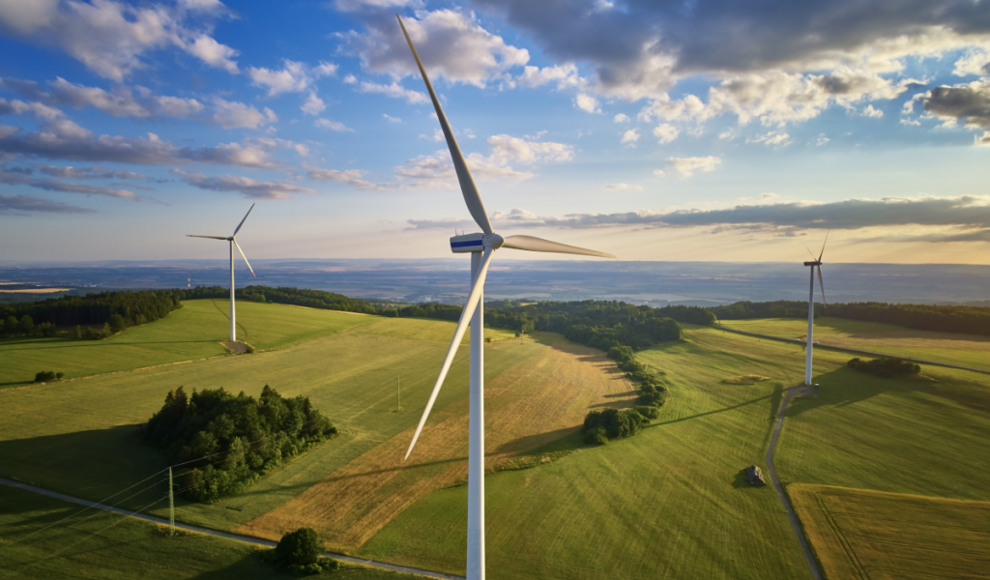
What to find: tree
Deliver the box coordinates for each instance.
[263,527,340,574]
[19,315,33,335]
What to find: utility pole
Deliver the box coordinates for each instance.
[168,467,175,537]
[396,375,401,411]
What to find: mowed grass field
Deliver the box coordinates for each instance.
[358,326,818,580]
[0,485,420,580]
[788,484,990,580]
[0,300,375,388]
[721,316,990,369]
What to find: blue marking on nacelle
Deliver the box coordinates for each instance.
[451,240,484,248]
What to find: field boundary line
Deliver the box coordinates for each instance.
[765,386,825,580]
[0,477,464,580]
[718,325,990,375]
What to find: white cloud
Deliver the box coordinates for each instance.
[209,98,277,129]
[0,97,63,120]
[301,92,325,116]
[383,114,403,123]
[174,169,315,200]
[604,183,642,190]
[653,169,666,177]
[34,164,145,179]
[574,93,600,113]
[613,113,630,123]
[419,128,444,142]
[339,9,529,88]
[248,60,311,97]
[817,133,830,146]
[747,131,791,147]
[666,156,721,177]
[0,169,137,198]
[652,123,679,144]
[343,74,357,84]
[0,0,239,81]
[953,49,990,77]
[357,81,428,104]
[307,167,380,190]
[516,63,581,90]
[314,118,354,132]
[620,128,639,144]
[860,104,884,118]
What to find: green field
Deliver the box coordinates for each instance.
[0,310,535,536]
[721,316,990,369]
[0,485,419,580]
[360,326,817,579]
[0,300,376,388]
[789,484,990,580]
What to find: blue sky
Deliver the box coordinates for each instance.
[0,0,989,265]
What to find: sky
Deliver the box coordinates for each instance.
[0,0,989,265]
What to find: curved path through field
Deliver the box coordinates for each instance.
[765,386,823,580]
[0,477,463,580]
[719,326,990,375]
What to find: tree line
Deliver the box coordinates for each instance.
[706,300,990,337]
[0,290,183,338]
[142,384,337,502]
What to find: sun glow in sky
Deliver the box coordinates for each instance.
[1,0,989,264]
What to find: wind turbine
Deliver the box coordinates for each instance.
[187,203,256,342]
[397,15,615,580]
[803,233,828,385]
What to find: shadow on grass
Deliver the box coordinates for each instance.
[785,366,931,416]
[0,339,221,352]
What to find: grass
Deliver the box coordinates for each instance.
[0,307,619,543]
[358,326,816,580]
[721,317,990,369]
[0,300,372,388]
[775,363,990,501]
[788,484,990,580]
[0,485,420,580]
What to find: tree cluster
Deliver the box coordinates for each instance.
[260,528,341,575]
[579,345,669,445]
[34,371,64,382]
[142,385,338,502]
[847,357,921,378]
[182,285,378,315]
[0,290,182,338]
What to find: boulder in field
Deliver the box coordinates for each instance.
[745,465,766,486]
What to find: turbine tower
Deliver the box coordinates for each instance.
[397,15,615,580]
[803,234,828,385]
[187,204,256,342]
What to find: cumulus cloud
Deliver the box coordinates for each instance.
[516,63,580,90]
[0,0,240,81]
[652,123,678,144]
[860,104,884,118]
[0,194,95,214]
[614,113,630,123]
[357,81,428,104]
[247,59,338,97]
[173,169,315,200]
[209,98,277,129]
[301,92,325,116]
[0,97,63,120]
[574,93,600,113]
[314,118,354,132]
[395,134,573,188]
[339,9,529,87]
[382,114,403,123]
[923,80,990,130]
[0,170,137,198]
[620,128,639,144]
[747,131,791,147]
[307,168,383,190]
[0,121,285,168]
[665,156,721,177]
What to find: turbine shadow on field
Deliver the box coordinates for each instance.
[647,394,773,428]
[494,427,578,455]
[786,367,930,416]
[1,340,220,352]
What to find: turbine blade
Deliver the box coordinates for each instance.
[233,239,256,277]
[817,265,827,310]
[396,15,492,235]
[818,230,829,262]
[233,203,255,237]
[502,235,616,259]
[405,247,494,460]
[187,235,229,240]
[806,247,817,261]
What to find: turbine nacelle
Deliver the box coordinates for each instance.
[450,233,504,253]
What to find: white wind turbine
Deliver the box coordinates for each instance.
[803,233,829,385]
[187,203,256,342]
[397,15,615,580]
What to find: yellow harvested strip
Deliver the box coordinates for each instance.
[0,288,71,293]
[235,339,636,551]
[789,483,990,580]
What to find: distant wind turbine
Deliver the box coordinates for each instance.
[397,15,615,580]
[803,233,828,385]
[187,204,256,342]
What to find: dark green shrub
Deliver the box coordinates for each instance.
[260,527,341,574]
[34,371,59,382]
[584,427,608,446]
[848,357,921,378]
[633,405,660,420]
